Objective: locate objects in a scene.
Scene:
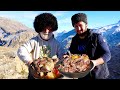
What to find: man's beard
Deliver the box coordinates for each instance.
[78,28,88,37]
[40,32,53,40]
[78,30,88,37]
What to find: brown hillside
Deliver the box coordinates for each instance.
[0,16,37,49]
[0,16,33,33]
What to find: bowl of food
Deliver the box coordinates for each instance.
[29,56,63,79]
[55,54,94,78]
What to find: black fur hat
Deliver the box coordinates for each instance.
[71,13,87,27]
[34,13,58,33]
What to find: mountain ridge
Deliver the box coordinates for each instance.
[0,16,37,48]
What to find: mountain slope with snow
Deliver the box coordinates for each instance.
[93,21,120,46]
[56,20,120,49]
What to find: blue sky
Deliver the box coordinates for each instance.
[0,11,120,33]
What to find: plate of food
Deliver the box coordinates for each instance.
[55,54,94,78]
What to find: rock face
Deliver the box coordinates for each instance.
[4,30,37,48]
[0,16,37,49]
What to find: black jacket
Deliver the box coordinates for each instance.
[69,29,111,79]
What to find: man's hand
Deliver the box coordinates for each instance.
[27,60,33,66]
[52,55,59,64]
[29,61,37,72]
[90,58,104,71]
[28,60,39,73]
[63,54,70,59]
[90,60,96,71]
[28,60,42,78]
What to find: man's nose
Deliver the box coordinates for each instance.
[77,26,81,30]
[45,29,50,34]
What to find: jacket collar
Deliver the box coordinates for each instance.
[38,33,54,41]
[75,29,93,39]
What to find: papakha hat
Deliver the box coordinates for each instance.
[71,13,87,27]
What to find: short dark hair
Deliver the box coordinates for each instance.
[34,13,58,33]
[71,13,87,27]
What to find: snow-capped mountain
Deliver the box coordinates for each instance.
[56,30,75,42]
[93,21,120,46]
[56,29,76,49]
[54,30,67,38]
[56,20,120,49]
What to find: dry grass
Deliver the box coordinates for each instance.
[0,46,28,79]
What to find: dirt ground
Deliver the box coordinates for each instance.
[0,46,28,79]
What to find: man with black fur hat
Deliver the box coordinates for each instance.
[67,13,111,79]
[17,13,65,79]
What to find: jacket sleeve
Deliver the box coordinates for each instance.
[97,34,111,62]
[17,39,35,64]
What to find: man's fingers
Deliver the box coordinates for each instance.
[63,55,69,58]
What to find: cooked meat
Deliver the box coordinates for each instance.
[58,54,91,73]
[30,56,61,79]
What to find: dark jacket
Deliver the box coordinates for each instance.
[69,29,111,79]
